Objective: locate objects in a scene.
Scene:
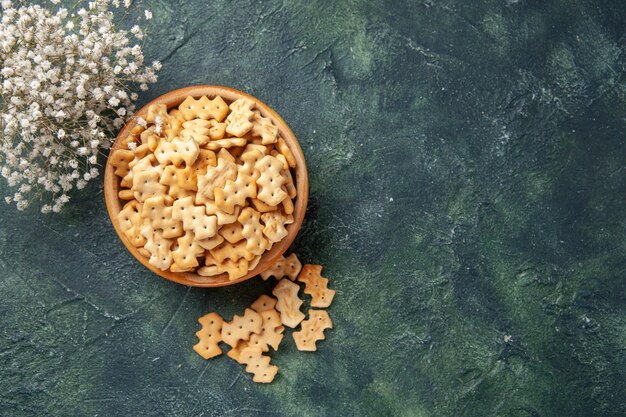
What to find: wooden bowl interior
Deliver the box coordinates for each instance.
[104,86,308,287]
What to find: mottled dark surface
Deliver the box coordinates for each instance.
[1,0,625,416]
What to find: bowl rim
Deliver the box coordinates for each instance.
[103,85,308,287]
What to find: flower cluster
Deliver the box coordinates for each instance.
[0,0,160,212]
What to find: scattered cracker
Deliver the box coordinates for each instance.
[193,312,224,359]
[260,253,302,281]
[248,308,284,352]
[221,308,263,348]
[238,347,279,383]
[250,295,278,313]
[297,264,336,308]
[272,279,305,328]
[292,310,333,352]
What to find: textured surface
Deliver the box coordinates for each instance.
[1,0,626,416]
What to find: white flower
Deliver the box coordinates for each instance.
[127,141,137,150]
[0,1,159,212]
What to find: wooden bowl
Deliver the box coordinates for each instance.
[104,85,308,287]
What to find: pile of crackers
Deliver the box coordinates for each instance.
[109,95,297,280]
[194,253,335,383]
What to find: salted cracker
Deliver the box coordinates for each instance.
[193,312,224,360]
[292,309,333,352]
[204,138,247,151]
[238,207,268,256]
[210,240,255,263]
[221,308,263,348]
[178,95,229,122]
[197,158,237,200]
[237,347,279,383]
[171,231,205,270]
[250,110,279,145]
[171,196,218,240]
[225,98,255,137]
[155,137,199,167]
[255,155,288,206]
[297,264,336,308]
[109,149,134,178]
[140,195,183,239]
[261,211,293,243]
[248,308,284,352]
[271,278,305,328]
[275,137,296,168]
[259,253,302,281]
[219,221,244,244]
[117,200,147,248]
[214,173,257,214]
[141,225,173,271]
[250,295,278,313]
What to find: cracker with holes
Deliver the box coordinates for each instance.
[255,155,288,206]
[141,225,173,271]
[261,211,293,243]
[118,200,147,248]
[111,93,299,278]
[172,196,217,241]
[238,347,279,383]
[260,253,302,281]
[109,149,135,178]
[292,309,333,352]
[251,295,278,313]
[248,308,284,352]
[297,264,336,308]
[141,195,183,239]
[193,312,224,360]
[171,231,205,270]
[250,111,279,145]
[179,95,229,122]
[272,278,305,328]
[238,207,268,255]
[205,138,247,151]
[221,308,262,348]
[225,98,255,137]
[214,173,257,214]
[197,158,237,200]
[155,137,199,167]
